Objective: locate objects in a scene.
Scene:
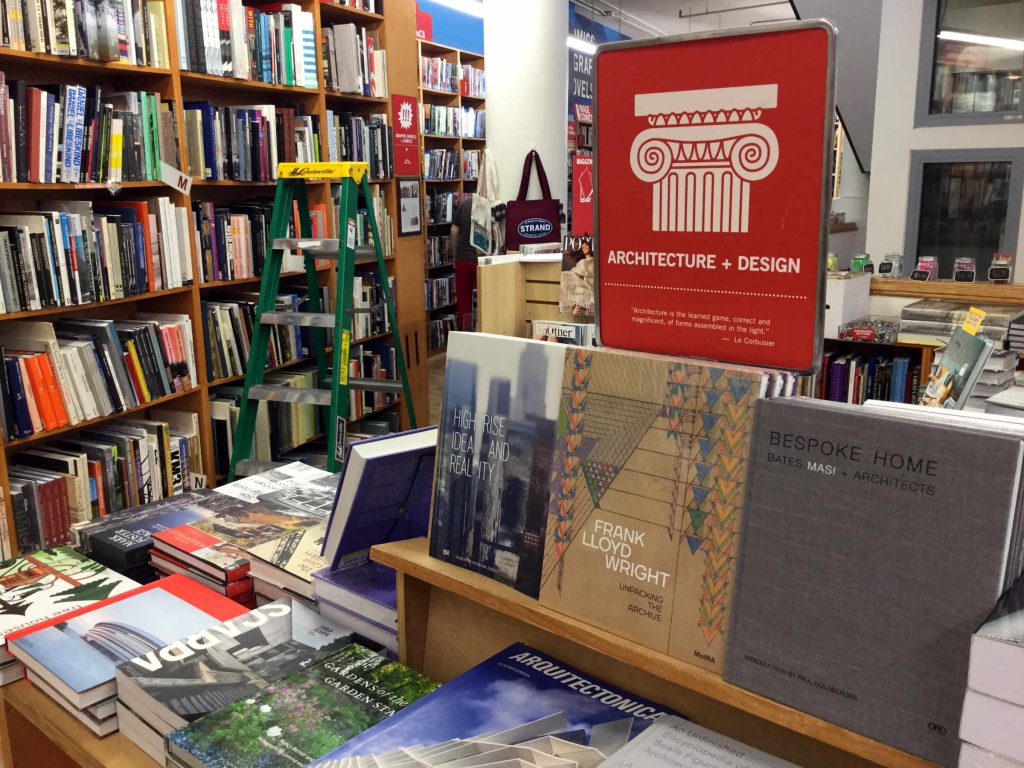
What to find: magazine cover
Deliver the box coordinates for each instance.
[559,236,595,315]
[0,547,138,648]
[308,642,674,768]
[167,643,439,768]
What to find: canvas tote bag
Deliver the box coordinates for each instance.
[505,150,560,251]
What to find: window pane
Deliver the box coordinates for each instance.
[917,160,1013,279]
[930,0,1024,115]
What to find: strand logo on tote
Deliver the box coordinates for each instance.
[518,217,555,239]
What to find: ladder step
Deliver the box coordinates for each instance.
[261,311,336,328]
[272,238,377,260]
[347,303,386,315]
[233,459,288,477]
[350,378,405,394]
[249,385,333,405]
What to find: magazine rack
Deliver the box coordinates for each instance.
[0,679,157,768]
[371,537,940,768]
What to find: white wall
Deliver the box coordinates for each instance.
[830,133,870,264]
[483,0,568,206]
[865,0,1024,277]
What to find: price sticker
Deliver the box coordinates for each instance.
[962,306,987,336]
[339,330,351,385]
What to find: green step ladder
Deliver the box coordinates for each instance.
[227,161,416,480]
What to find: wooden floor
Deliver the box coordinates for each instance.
[428,351,445,426]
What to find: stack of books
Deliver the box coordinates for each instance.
[338,183,394,258]
[424,148,458,180]
[322,23,387,97]
[420,104,460,136]
[956,349,1018,410]
[459,106,485,138]
[0,0,170,65]
[420,56,458,92]
[0,199,193,312]
[986,385,1024,418]
[150,525,254,607]
[5,574,243,736]
[426,190,460,224]
[176,1,317,88]
[115,597,362,762]
[899,299,1024,346]
[0,79,179,184]
[426,274,455,310]
[460,63,486,97]
[960,574,1024,766]
[1009,316,1024,354]
[324,111,393,178]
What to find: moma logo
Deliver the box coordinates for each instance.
[517,218,554,239]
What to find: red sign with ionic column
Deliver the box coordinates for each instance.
[391,94,420,177]
[594,22,836,373]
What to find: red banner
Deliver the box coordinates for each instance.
[572,155,593,236]
[391,94,420,177]
[415,4,433,41]
[595,23,835,372]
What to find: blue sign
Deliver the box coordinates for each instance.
[518,218,555,239]
[417,0,484,55]
[568,2,630,121]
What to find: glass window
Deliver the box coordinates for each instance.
[929,0,1024,116]
[916,160,1013,279]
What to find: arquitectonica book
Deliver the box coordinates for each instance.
[430,333,769,674]
[167,643,438,768]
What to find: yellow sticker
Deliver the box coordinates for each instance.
[277,161,369,182]
[962,306,987,336]
[339,330,351,386]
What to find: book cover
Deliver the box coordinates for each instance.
[152,523,250,582]
[900,299,1024,327]
[600,714,795,767]
[7,574,245,706]
[308,642,674,768]
[116,597,355,733]
[166,643,438,768]
[312,561,396,628]
[724,397,1024,765]
[0,546,138,649]
[968,571,1024,708]
[531,320,596,347]
[247,523,327,595]
[430,332,768,672]
[921,327,994,409]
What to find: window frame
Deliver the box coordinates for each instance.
[903,148,1024,279]
[915,0,1024,128]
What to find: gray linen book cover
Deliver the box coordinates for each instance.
[724,398,1023,766]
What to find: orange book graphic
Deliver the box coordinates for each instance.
[17,352,59,431]
[38,352,69,427]
[125,341,151,402]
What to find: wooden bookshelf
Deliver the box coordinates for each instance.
[0,0,430,556]
[418,40,485,353]
[870,277,1024,304]
[373,537,938,768]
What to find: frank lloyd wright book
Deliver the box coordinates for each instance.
[246,524,329,600]
[0,547,138,651]
[308,642,674,768]
[429,332,770,672]
[724,398,1024,766]
[166,643,438,768]
[322,427,437,570]
[7,574,245,709]
[115,597,356,735]
[599,714,796,768]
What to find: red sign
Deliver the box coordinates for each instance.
[574,103,593,124]
[391,94,420,177]
[572,155,593,236]
[595,23,835,372]
[415,4,433,41]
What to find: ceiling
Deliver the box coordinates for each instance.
[572,0,796,38]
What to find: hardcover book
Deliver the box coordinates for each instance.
[900,299,1024,327]
[968,571,1024,708]
[246,523,328,599]
[115,597,356,734]
[920,327,994,409]
[166,643,438,768]
[152,524,250,582]
[724,397,1024,765]
[430,332,769,672]
[307,642,675,768]
[312,560,396,629]
[7,574,245,708]
[0,546,138,650]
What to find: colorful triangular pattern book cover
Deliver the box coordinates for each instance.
[430,333,768,672]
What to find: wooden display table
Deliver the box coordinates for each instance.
[0,679,157,768]
[372,537,939,768]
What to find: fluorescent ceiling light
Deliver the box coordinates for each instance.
[938,30,1024,52]
[430,0,484,18]
[568,36,598,55]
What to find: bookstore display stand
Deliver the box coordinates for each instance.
[372,537,939,768]
[418,40,486,353]
[0,0,433,556]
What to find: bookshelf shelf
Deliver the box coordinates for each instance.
[318,1,384,24]
[421,87,460,100]
[421,133,460,141]
[0,47,173,76]
[190,180,281,188]
[178,72,320,97]
[424,178,460,184]
[461,136,486,143]
[373,537,938,768]
[460,93,485,104]
[0,181,167,191]
[3,386,198,450]
[870,277,1024,304]
[324,90,390,104]
[428,302,456,312]
[199,267,330,290]
[0,286,194,321]
[428,262,454,271]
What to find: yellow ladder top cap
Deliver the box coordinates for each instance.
[277,162,370,181]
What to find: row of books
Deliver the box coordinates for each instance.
[462,149,480,180]
[425,235,451,269]
[428,313,457,350]
[324,110,393,180]
[322,22,387,97]
[426,190,460,225]
[0,78,178,184]
[183,102,320,181]
[176,0,317,88]
[425,274,454,310]
[0,199,192,315]
[329,0,379,10]
[420,55,458,93]
[800,347,924,405]
[461,63,485,97]
[346,342,397,420]
[898,298,1023,346]
[0,317,196,442]
[350,272,393,340]
[424,148,458,180]
[337,183,394,260]
[0,0,170,65]
[419,104,487,137]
